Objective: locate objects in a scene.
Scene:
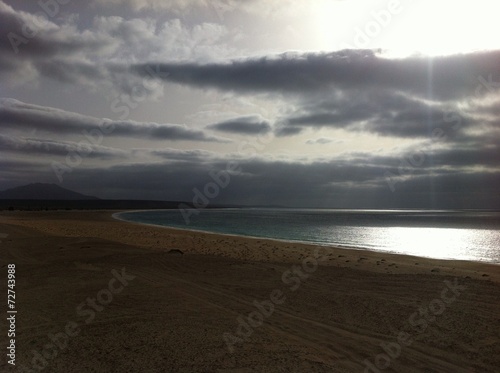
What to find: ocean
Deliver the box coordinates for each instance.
[114,209,500,263]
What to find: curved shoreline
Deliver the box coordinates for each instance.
[1,210,499,282]
[112,210,371,253]
[112,210,499,264]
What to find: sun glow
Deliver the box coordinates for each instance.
[311,0,500,57]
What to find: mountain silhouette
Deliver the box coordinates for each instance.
[0,183,99,200]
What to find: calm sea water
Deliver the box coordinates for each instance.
[114,209,500,263]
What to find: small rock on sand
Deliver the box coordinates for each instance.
[167,249,184,255]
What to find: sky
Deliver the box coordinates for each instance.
[1,0,500,208]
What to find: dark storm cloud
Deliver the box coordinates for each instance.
[381,171,500,209]
[0,158,46,171]
[345,142,500,172]
[207,116,271,134]
[2,137,499,208]
[135,49,500,100]
[0,99,228,142]
[11,158,388,202]
[7,153,494,209]
[428,146,500,168]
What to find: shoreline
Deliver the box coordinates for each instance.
[112,210,375,255]
[113,209,500,266]
[1,210,499,282]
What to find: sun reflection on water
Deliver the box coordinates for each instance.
[361,226,497,261]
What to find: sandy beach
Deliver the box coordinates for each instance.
[1,210,499,372]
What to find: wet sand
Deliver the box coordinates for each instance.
[0,210,499,372]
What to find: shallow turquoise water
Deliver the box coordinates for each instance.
[115,209,500,263]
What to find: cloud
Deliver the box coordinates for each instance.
[148,148,217,162]
[91,0,220,12]
[427,146,500,169]
[91,0,308,18]
[134,50,500,100]
[0,1,117,85]
[306,138,341,145]
[0,98,228,142]
[344,143,500,174]
[275,126,304,137]
[279,90,475,138]
[134,50,500,142]
[0,2,234,94]
[207,115,271,134]
[0,134,127,159]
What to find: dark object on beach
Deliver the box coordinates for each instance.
[167,249,184,255]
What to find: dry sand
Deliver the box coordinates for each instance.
[0,210,499,372]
